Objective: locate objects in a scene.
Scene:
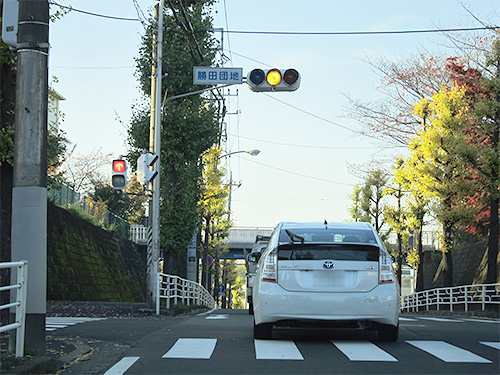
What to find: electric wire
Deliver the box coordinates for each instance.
[241,157,355,187]
[50,2,141,22]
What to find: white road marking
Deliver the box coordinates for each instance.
[104,357,140,375]
[481,342,500,350]
[406,341,492,363]
[45,317,106,332]
[417,317,463,323]
[332,341,398,362]
[162,338,217,359]
[205,314,229,320]
[399,317,418,321]
[463,318,500,324]
[254,340,304,360]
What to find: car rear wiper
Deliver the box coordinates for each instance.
[285,229,305,244]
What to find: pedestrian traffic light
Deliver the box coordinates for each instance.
[137,153,159,186]
[112,159,127,190]
[247,68,300,92]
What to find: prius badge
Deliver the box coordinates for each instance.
[323,260,335,269]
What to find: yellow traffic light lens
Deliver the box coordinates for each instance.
[266,69,281,86]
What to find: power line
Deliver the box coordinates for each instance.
[50,2,141,22]
[263,93,354,132]
[220,26,498,36]
[229,133,397,150]
[241,157,355,187]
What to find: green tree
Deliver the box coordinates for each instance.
[410,88,472,286]
[199,146,231,292]
[394,158,429,291]
[128,1,221,277]
[384,158,410,287]
[350,169,389,239]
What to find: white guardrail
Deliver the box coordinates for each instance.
[401,283,500,313]
[0,260,28,358]
[157,273,216,314]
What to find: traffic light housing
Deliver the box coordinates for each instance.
[137,153,158,186]
[247,68,300,92]
[112,159,127,190]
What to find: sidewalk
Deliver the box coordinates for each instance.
[1,301,207,374]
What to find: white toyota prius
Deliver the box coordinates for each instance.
[252,221,399,341]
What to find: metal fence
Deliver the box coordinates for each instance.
[48,178,130,239]
[0,261,28,358]
[157,274,215,314]
[400,283,500,313]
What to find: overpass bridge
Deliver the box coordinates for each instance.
[129,226,439,261]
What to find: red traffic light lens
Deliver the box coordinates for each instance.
[249,69,265,85]
[283,69,299,85]
[113,160,126,173]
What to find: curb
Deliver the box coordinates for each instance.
[9,342,91,375]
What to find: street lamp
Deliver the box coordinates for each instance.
[218,149,260,159]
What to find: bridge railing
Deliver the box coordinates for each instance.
[400,283,500,313]
[157,274,215,314]
[0,261,28,358]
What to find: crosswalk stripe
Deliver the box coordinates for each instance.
[406,341,492,363]
[104,357,140,375]
[332,341,398,362]
[45,317,106,332]
[481,342,500,350]
[205,314,229,320]
[162,338,217,359]
[254,340,304,360]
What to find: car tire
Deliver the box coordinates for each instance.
[378,324,399,342]
[254,322,272,340]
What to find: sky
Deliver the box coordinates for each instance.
[48,0,500,229]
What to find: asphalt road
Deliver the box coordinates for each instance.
[50,309,500,375]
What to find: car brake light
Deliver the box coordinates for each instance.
[379,251,395,284]
[262,249,277,282]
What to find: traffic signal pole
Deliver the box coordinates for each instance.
[147,0,163,310]
[10,0,50,354]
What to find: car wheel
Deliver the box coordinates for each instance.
[248,302,254,315]
[378,324,399,342]
[254,322,273,340]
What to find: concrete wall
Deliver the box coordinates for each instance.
[47,203,146,302]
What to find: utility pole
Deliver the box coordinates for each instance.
[147,0,163,310]
[10,0,49,354]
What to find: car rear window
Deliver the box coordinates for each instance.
[278,227,377,244]
[278,244,379,261]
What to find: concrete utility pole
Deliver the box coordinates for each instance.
[10,0,50,355]
[147,0,163,310]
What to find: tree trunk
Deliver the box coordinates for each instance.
[396,232,403,287]
[440,223,453,287]
[487,193,499,284]
[415,226,425,292]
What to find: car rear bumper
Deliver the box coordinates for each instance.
[254,281,399,327]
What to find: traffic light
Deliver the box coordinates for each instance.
[137,153,158,186]
[112,159,127,190]
[247,68,300,92]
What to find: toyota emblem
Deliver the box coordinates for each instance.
[323,260,335,269]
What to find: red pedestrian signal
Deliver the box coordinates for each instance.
[112,159,127,190]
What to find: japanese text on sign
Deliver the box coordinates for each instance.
[193,67,243,85]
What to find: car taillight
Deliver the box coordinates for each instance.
[262,249,277,282]
[379,251,395,284]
